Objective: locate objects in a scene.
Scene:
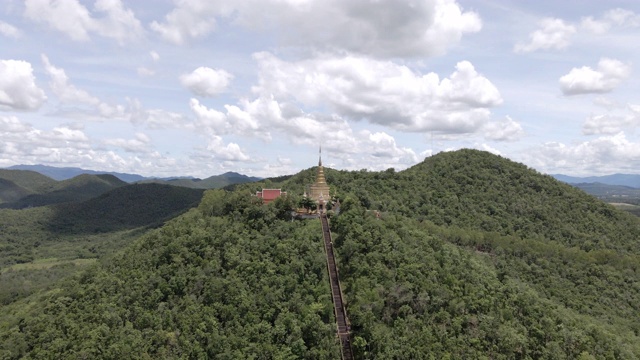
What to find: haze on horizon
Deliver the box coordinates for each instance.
[1,0,639,178]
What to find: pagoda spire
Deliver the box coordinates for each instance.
[309,145,330,203]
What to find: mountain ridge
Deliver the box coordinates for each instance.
[0,173,127,209]
[5,164,261,186]
[553,173,640,188]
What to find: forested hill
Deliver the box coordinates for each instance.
[317,149,640,252]
[0,172,127,209]
[1,149,639,358]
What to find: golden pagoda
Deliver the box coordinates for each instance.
[308,146,330,205]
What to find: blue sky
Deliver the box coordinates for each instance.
[1,0,639,178]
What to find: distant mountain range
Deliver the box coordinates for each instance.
[552,173,640,188]
[0,166,261,209]
[7,164,148,182]
[139,171,262,189]
[5,164,261,188]
[0,169,127,209]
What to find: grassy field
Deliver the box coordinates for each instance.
[1,258,97,274]
[610,202,640,217]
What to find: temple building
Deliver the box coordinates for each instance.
[256,189,287,204]
[307,147,331,211]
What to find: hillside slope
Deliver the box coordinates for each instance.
[308,149,639,252]
[0,178,32,204]
[7,164,147,182]
[554,173,640,188]
[139,171,261,189]
[0,174,127,209]
[0,184,205,306]
[0,169,56,195]
[0,191,339,359]
[1,150,639,358]
[50,183,206,233]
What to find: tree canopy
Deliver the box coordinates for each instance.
[1,149,639,359]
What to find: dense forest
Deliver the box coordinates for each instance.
[1,149,639,358]
[0,184,204,307]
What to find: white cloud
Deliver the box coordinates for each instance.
[97,102,126,118]
[580,16,610,35]
[128,98,189,129]
[0,59,47,111]
[41,54,100,105]
[241,0,482,58]
[103,132,152,153]
[180,67,233,97]
[152,0,480,57]
[40,55,128,120]
[515,18,576,53]
[483,116,525,141]
[46,126,90,143]
[189,98,268,140]
[189,98,231,134]
[207,135,250,161]
[24,0,143,44]
[602,8,640,27]
[528,132,640,175]
[150,0,232,45]
[593,96,619,110]
[0,21,21,38]
[259,156,297,177]
[480,143,502,155]
[0,116,32,133]
[92,0,144,43]
[582,114,638,135]
[252,53,501,134]
[362,131,418,165]
[0,116,185,176]
[191,94,421,171]
[150,51,160,62]
[0,118,90,153]
[559,58,631,95]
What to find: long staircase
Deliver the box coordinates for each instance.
[320,214,354,360]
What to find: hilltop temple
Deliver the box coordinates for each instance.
[307,147,331,212]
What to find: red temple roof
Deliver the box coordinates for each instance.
[256,189,287,204]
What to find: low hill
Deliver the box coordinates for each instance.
[0,178,32,204]
[572,182,640,205]
[553,173,640,188]
[309,149,639,252]
[0,174,127,209]
[7,164,147,182]
[140,171,261,189]
[1,149,638,358]
[49,183,205,234]
[0,169,56,194]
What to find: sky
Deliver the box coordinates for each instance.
[1,0,640,178]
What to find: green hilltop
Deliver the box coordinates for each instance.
[1,149,639,359]
[0,172,127,209]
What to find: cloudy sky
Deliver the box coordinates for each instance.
[1,0,640,178]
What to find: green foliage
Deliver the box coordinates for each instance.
[139,172,260,189]
[332,205,640,359]
[2,149,640,358]
[0,169,57,194]
[0,173,127,209]
[0,184,204,307]
[1,195,340,359]
[296,149,639,252]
